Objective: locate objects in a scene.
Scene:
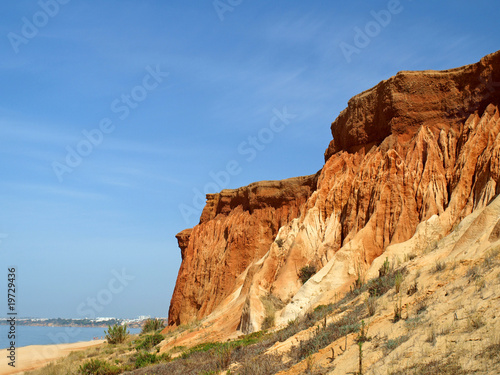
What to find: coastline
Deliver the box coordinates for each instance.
[1,340,105,375]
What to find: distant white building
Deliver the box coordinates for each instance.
[96,317,116,322]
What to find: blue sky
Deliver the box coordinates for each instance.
[0,0,498,319]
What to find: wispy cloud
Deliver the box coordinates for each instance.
[1,182,108,201]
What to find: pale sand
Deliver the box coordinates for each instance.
[0,340,105,375]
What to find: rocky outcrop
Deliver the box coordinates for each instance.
[325,51,500,159]
[168,176,318,326]
[168,51,500,332]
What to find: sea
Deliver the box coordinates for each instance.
[0,325,141,349]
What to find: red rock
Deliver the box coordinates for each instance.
[168,176,317,326]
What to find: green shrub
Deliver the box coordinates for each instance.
[393,295,403,322]
[105,324,129,345]
[367,267,405,297]
[78,359,121,375]
[394,271,403,293]
[141,318,165,334]
[379,257,390,277]
[135,352,170,368]
[298,265,317,284]
[135,332,164,351]
[352,264,365,291]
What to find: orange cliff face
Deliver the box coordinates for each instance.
[167,51,500,333]
[168,176,318,326]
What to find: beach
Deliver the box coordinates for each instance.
[1,340,104,375]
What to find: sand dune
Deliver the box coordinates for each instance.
[0,340,104,375]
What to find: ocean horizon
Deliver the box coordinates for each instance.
[0,325,141,349]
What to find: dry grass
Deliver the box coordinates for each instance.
[389,359,468,375]
[260,294,285,330]
[365,295,376,316]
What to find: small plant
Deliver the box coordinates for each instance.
[354,263,365,290]
[394,271,403,293]
[135,332,164,351]
[426,329,436,345]
[379,257,390,277]
[216,345,233,370]
[141,318,165,334]
[406,280,418,296]
[350,263,366,295]
[433,260,446,273]
[299,265,317,284]
[78,359,121,375]
[355,320,370,375]
[365,296,376,317]
[104,324,129,345]
[393,295,403,322]
[135,352,171,368]
[305,355,316,374]
[275,238,285,247]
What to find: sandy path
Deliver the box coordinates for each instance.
[0,340,104,375]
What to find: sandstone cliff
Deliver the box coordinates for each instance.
[168,50,500,335]
[169,176,318,326]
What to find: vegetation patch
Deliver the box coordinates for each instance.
[134,352,171,368]
[291,311,361,360]
[79,359,122,375]
[389,359,468,374]
[261,294,285,330]
[433,260,446,273]
[105,324,129,345]
[141,318,165,334]
[134,332,164,351]
[299,264,317,284]
[384,335,409,353]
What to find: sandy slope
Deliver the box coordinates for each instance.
[0,340,104,375]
